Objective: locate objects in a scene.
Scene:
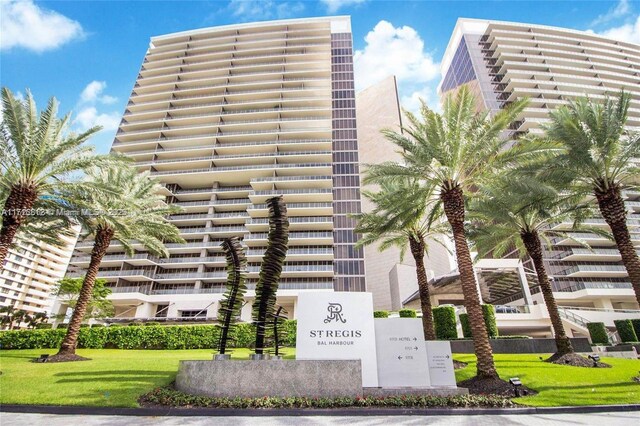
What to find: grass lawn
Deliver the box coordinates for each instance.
[0,349,638,408]
[454,354,640,407]
[0,348,294,408]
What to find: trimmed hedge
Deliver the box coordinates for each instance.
[0,321,297,350]
[630,319,640,341]
[432,306,457,340]
[614,319,638,343]
[587,322,609,345]
[482,305,499,337]
[398,309,417,318]
[459,305,498,339]
[459,313,472,338]
[373,310,389,318]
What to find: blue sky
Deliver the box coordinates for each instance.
[1,0,639,153]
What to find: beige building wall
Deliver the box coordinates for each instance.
[356,76,455,310]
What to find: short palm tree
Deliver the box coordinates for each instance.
[469,177,608,359]
[0,88,107,266]
[354,179,447,340]
[544,92,640,307]
[365,86,548,380]
[51,165,184,361]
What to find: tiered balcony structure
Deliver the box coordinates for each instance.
[61,17,365,323]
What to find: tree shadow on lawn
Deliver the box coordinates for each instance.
[53,370,176,384]
[531,381,640,393]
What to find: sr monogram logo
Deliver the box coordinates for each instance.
[324,302,347,324]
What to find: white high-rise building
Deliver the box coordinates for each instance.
[59,17,368,323]
[0,232,77,324]
[403,19,640,338]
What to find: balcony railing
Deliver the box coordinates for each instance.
[150,163,331,177]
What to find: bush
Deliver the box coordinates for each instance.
[630,319,640,340]
[482,305,499,337]
[587,322,609,345]
[459,313,472,338]
[80,324,90,328]
[91,324,105,328]
[373,310,389,318]
[458,306,497,338]
[398,309,417,318]
[144,322,161,326]
[432,306,457,340]
[614,319,638,343]
[35,323,53,330]
[0,321,298,350]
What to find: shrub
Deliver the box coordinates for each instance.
[35,323,53,330]
[398,309,417,318]
[482,305,499,337]
[144,322,161,326]
[80,324,90,328]
[91,324,105,328]
[459,313,472,338]
[587,322,609,345]
[373,310,389,318]
[432,306,457,340]
[630,319,640,341]
[614,319,638,343]
[0,321,298,350]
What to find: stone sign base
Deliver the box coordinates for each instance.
[364,387,468,397]
[175,359,363,398]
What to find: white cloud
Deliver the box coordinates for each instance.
[321,0,368,13]
[354,20,441,111]
[0,0,84,52]
[228,0,304,21]
[591,15,640,44]
[80,81,117,105]
[590,0,632,26]
[74,107,120,132]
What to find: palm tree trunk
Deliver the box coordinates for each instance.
[409,235,436,340]
[521,231,573,355]
[441,184,497,379]
[595,185,640,308]
[0,185,38,267]
[57,227,114,356]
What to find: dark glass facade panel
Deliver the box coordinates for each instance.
[330,32,366,292]
[441,38,478,93]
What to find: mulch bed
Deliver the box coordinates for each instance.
[38,353,91,363]
[457,376,537,398]
[546,352,611,368]
[453,360,468,370]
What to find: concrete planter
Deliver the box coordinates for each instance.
[176,359,363,398]
[213,354,231,360]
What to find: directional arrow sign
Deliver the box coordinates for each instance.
[397,356,403,360]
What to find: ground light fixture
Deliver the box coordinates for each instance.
[509,377,522,397]
[588,354,600,367]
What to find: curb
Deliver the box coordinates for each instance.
[1,404,639,417]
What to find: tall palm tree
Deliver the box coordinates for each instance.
[544,93,640,307]
[469,178,608,359]
[0,88,107,266]
[365,86,546,379]
[354,179,447,340]
[50,165,184,361]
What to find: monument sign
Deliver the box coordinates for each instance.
[296,292,379,387]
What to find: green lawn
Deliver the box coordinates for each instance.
[0,350,638,408]
[0,348,294,408]
[454,354,640,407]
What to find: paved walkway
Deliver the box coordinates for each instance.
[2,412,639,426]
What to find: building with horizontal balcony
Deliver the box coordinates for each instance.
[0,231,78,328]
[403,18,640,341]
[55,16,367,324]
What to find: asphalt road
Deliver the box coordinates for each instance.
[1,412,639,426]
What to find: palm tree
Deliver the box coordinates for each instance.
[544,92,640,307]
[469,177,608,359]
[50,165,184,361]
[0,88,107,266]
[365,86,546,380]
[354,179,447,340]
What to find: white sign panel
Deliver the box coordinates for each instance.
[296,292,378,387]
[425,340,457,387]
[374,318,430,387]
